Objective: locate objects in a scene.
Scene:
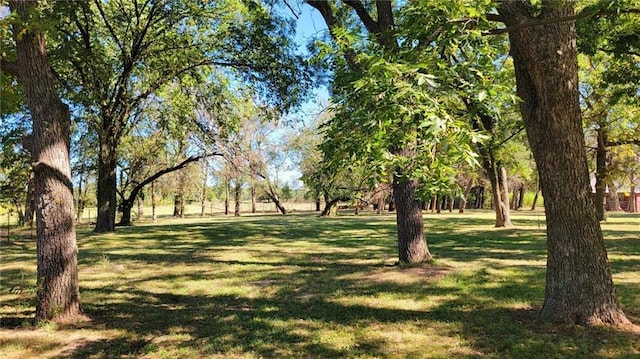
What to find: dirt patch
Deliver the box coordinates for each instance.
[363,264,453,285]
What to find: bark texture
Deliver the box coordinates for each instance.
[95,135,118,232]
[8,0,81,322]
[499,1,629,325]
[393,176,431,263]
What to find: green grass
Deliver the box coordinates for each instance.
[1,210,639,358]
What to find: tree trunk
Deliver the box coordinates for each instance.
[448,190,455,213]
[531,189,540,211]
[459,178,474,214]
[95,132,118,232]
[75,171,84,224]
[316,192,322,212]
[13,199,25,226]
[320,198,341,216]
[499,1,629,325]
[24,172,35,227]
[594,127,607,221]
[393,176,431,264]
[137,194,144,220]
[511,188,518,210]
[234,181,241,217]
[266,189,287,215]
[201,163,208,217]
[606,189,623,212]
[377,195,384,215]
[498,166,513,227]
[224,176,230,215]
[251,184,257,214]
[151,181,157,223]
[388,195,395,212]
[430,195,437,213]
[9,0,82,322]
[518,185,525,209]
[485,155,513,228]
[629,185,636,213]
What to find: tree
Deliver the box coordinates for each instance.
[0,121,31,225]
[495,0,630,325]
[1,0,82,322]
[306,0,486,263]
[50,0,310,232]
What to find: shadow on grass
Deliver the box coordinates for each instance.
[1,212,639,358]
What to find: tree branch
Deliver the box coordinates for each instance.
[343,0,378,34]
[484,7,640,35]
[305,0,359,71]
[93,0,127,59]
[0,58,19,77]
[605,139,640,147]
[124,152,223,204]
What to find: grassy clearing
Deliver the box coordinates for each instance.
[1,210,639,358]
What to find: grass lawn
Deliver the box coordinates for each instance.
[1,210,639,358]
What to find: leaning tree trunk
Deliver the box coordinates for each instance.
[499,1,629,325]
[8,0,82,322]
[393,176,431,264]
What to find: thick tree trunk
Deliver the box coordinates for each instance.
[500,1,629,325]
[9,0,82,322]
[321,198,341,216]
[95,133,118,232]
[607,189,623,212]
[393,176,431,264]
[629,185,637,213]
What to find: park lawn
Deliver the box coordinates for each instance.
[0,210,638,358]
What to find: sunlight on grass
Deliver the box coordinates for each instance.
[1,210,638,358]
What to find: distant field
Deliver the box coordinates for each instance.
[1,210,638,358]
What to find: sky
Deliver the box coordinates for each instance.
[270,2,330,189]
